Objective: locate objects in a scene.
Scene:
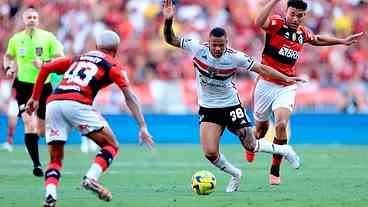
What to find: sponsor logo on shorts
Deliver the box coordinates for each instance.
[49,129,60,137]
[199,115,205,122]
[79,124,89,131]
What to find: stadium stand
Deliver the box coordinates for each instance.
[0,0,367,114]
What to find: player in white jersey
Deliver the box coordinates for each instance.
[162,0,305,192]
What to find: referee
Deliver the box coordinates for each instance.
[3,7,64,177]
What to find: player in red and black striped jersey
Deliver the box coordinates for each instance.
[32,50,129,106]
[26,31,154,207]
[246,0,364,185]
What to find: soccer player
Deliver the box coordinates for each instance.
[163,0,304,192]
[26,30,154,207]
[0,79,17,152]
[246,0,364,185]
[3,7,64,176]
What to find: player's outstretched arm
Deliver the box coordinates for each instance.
[251,62,307,84]
[163,0,181,47]
[254,0,281,29]
[121,86,154,149]
[310,32,364,46]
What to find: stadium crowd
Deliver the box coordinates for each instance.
[0,0,367,114]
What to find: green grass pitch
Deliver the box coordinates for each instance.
[0,144,367,207]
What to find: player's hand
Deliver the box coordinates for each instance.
[25,98,39,115]
[33,58,43,69]
[343,32,364,46]
[138,126,155,150]
[163,0,175,19]
[6,67,16,78]
[285,76,308,84]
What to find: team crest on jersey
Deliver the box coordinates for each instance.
[207,66,217,77]
[35,47,43,56]
[292,33,297,41]
[298,35,304,44]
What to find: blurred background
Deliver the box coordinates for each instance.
[0,0,368,145]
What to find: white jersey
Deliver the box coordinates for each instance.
[180,37,256,108]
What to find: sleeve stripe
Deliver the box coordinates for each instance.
[247,59,255,70]
[180,38,184,48]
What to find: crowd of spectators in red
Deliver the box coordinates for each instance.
[1,0,367,113]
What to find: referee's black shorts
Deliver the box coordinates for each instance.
[12,78,53,120]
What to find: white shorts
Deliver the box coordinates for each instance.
[45,100,108,144]
[254,79,297,122]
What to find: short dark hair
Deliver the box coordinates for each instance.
[209,27,227,38]
[287,0,308,11]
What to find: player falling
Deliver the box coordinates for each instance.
[246,0,364,185]
[163,0,305,192]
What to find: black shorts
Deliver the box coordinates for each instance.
[13,79,53,120]
[198,104,252,135]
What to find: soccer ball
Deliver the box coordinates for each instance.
[191,170,216,195]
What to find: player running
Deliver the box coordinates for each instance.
[246,0,364,185]
[26,30,154,207]
[163,0,305,192]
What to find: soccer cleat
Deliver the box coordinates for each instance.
[244,150,255,163]
[269,174,281,185]
[81,176,112,202]
[33,166,44,177]
[225,170,242,192]
[1,142,13,152]
[80,143,89,153]
[283,146,301,169]
[43,194,57,207]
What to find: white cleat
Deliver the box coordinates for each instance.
[1,142,13,152]
[225,170,242,192]
[284,146,301,169]
[81,176,112,202]
[80,143,89,153]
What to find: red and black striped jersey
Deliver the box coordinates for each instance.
[261,15,315,85]
[33,51,129,105]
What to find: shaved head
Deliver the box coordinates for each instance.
[96,31,121,55]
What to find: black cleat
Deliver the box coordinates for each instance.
[43,194,56,207]
[33,166,44,177]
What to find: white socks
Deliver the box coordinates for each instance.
[256,139,288,155]
[212,153,241,177]
[45,184,57,199]
[85,163,103,181]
